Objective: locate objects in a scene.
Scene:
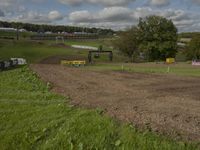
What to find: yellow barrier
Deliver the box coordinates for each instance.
[166,58,175,64]
[61,60,86,66]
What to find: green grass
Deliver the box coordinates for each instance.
[86,62,200,77]
[0,67,199,149]
[0,39,199,77]
[0,40,86,63]
[0,39,126,63]
[0,31,35,39]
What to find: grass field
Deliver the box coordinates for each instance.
[86,63,200,77]
[0,31,35,39]
[1,39,199,77]
[0,39,125,63]
[0,67,199,149]
[0,40,81,63]
[0,39,200,149]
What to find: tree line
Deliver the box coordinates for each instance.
[0,21,114,35]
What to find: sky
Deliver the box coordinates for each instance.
[0,0,200,32]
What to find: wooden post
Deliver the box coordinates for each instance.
[167,66,170,73]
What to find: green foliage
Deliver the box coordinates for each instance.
[86,63,200,77]
[186,35,200,59]
[114,16,178,62]
[113,27,140,62]
[138,16,178,61]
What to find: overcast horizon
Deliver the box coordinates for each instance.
[0,0,200,32]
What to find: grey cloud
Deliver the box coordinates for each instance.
[0,9,5,17]
[58,0,135,6]
[69,7,134,24]
[192,0,200,5]
[48,11,63,20]
[161,9,189,21]
[149,0,170,6]
[0,0,26,14]
[13,10,63,24]
[69,6,200,32]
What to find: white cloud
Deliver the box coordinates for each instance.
[69,10,92,22]
[58,0,134,6]
[69,7,133,22]
[0,0,200,32]
[48,11,63,20]
[0,0,26,14]
[99,7,132,21]
[12,10,63,24]
[149,0,170,6]
[68,6,200,32]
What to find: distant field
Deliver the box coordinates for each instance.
[1,39,199,77]
[0,39,125,63]
[0,39,82,63]
[86,63,200,77]
[0,31,35,39]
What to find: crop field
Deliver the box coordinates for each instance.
[0,39,200,149]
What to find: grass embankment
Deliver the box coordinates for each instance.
[0,67,199,149]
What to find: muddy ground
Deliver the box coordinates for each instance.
[31,64,200,142]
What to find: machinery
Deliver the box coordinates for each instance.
[88,45,113,63]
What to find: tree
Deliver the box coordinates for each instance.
[138,16,178,61]
[113,27,140,62]
[186,35,200,60]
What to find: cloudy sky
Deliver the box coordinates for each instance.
[0,0,200,32]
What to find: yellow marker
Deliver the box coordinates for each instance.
[166,58,175,64]
[61,60,86,66]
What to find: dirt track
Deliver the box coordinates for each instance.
[31,64,200,141]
